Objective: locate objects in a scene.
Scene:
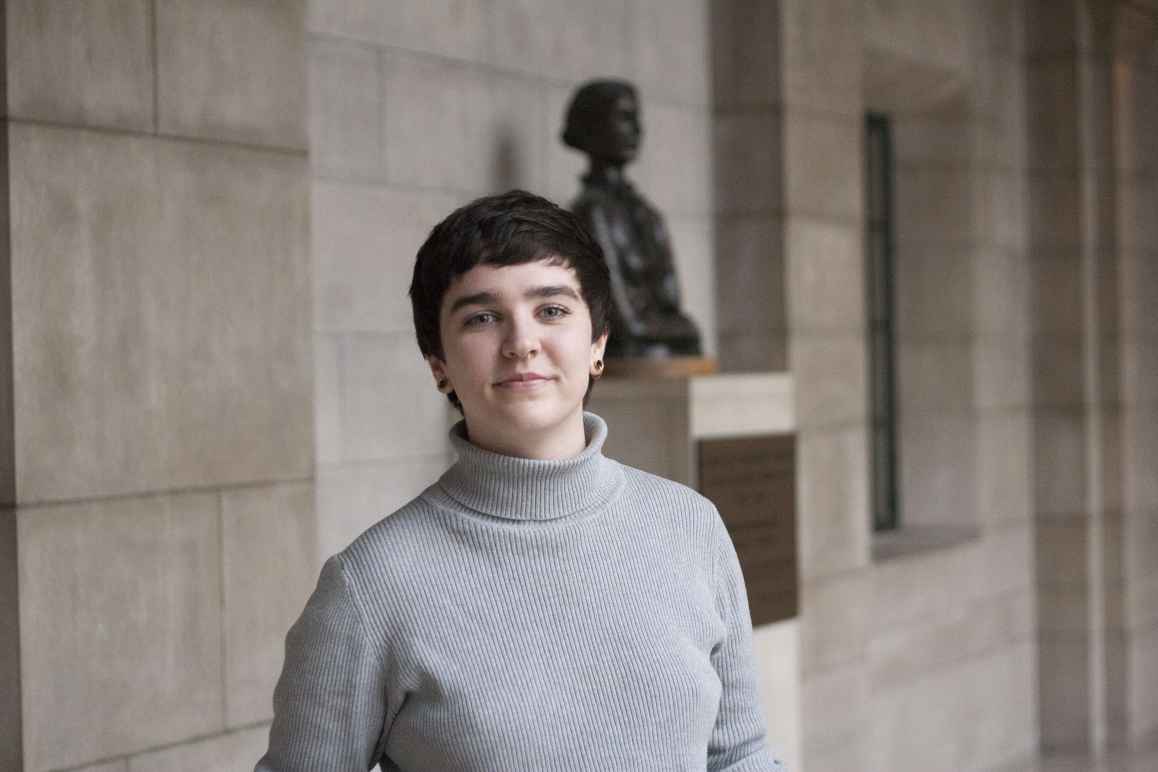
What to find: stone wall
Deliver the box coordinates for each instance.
[3,1,314,769]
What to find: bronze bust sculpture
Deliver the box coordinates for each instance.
[562,79,703,359]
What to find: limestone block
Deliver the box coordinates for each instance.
[1038,637,1093,750]
[976,412,1033,523]
[975,250,1030,337]
[11,125,312,502]
[975,337,1031,412]
[714,110,783,216]
[1032,410,1089,518]
[1124,407,1158,512]
[897,341,975,413]
[893,117,972,166]
[313,181,459,335]
[894,245,976,338]
[1026,61,1080,171]
[222,483,318,727]
[6,0,153,131]
[785,220,864,333]
[780,0,863,115]
[718,331,788,374]
[0,512,18,772]
[632,100,712,217]
[127,726,269,772]
[340,332,455,463]
[797,426,870,579]
[800,571,870,676]
[790,335,867,430]
[783,112,861,222]
[1124,514,1158,593]
[542,85,591,206]
[893,167,975,248]
[970,0,1026,57]
[978,523,1036,597]
[1116,67,1158,174]
[587,380,693,484]
[867,589,1032,693]
[156,0,307,149]
[803,736,870,772]
[488,0,631,83]
[1128,627,1158,743]
[898,414,978,527]
[976,170,1028,254]
[1027,174,1083,252]
[1118,177,1158,254]
[663,215,717,358]
[316,454,452,562]
[18,493,223,772]
[1029,254,1085,335]
[309,39,383,180]
[1024,0,1113,58]
[864,0,969,80]
[871,537,981,630]
[315,333,343,466]
[74,762,129,772]
[1031,337,1086,408]
[1035,519,1093,588]
[1121,253,1158,338]
[715,215,785,337]
[868,643,1036,771]
[382,52,545,194]
[710,0,781,109]
[631,0,711,108]
[308,0,489,63]
[751,621,801,771]
[801,662,867,751]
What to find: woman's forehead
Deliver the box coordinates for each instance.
[449,261,580,295]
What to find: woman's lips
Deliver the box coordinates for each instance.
[496,375,552,389]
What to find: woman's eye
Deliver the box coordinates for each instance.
[539,305,571,320]
[464,312,497,327]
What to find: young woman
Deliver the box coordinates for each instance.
[257,190,785,771]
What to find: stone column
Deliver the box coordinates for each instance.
[1026,0,1127,754]
[1,2,314,769]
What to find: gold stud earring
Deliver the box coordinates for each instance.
[591,359,605,380]
[436,377,449,392]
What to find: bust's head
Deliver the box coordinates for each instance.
[562,79,641,166]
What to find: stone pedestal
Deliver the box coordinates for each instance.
[588,371,800,769]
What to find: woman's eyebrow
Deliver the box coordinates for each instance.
[447,285,580,315]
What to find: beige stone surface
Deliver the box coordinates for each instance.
[309,38,383,181]
[663,215,717,358]
[314,333,343,466]
[488,0,631,83]
[785,220,864,333]
[976,411,1033,523]
[1027,175,1084,252]
[783,112,862,222]
[631,0,710,107]
[632,100,713,217]
[157,0,307,149]
[222,483,318,727]
[1121,254,1158,338]
[127,725,269,772]
[710,0,781,109]
[871,536,981,629]
[801,570,870,676]
[797,426,870,579]
[316,453,452,562]
[894,246,976,337]
[801,661,867,751]
[1123,408,1158,512]
[897,341,975,413]
[312,181,459,335]
[1032,410,1088,518]
[975,337,1031,412]
[1031,337,1087,408]
[780,0,863,115]
[714,111,783,216]
[898,414,977,527]
[714,215,785,337]
[381,52,545,194]
[74,761,129,772]
[791,335,867,430]
[893,167,975,248]
[0,510,19,772]
[11,125,311,503]
[340,332,457,463]
[1026,60,1081,171]
[6,0,154,131]
[868,643,1037,772]
[975,250,1030,337]
[308,0,489,63]
[1129,626,1158,742]
[1029,255,1086,335]
[18,493,223,772]
[1038,637,1093,750]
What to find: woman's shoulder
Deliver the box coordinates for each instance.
[615,463,722,529]
[334,485,449,583]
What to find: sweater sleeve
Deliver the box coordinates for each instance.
[256,555,389,771]
[707,516,788,771]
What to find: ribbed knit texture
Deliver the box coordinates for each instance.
[257,413,785,771]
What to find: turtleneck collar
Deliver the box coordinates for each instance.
[436,412,623,522]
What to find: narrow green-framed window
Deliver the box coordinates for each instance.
[865,113,900,532]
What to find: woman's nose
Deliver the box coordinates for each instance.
[501,317,539,359]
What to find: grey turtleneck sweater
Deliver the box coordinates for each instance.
[257,413,784,771]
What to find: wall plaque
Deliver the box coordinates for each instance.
[697,434,798,626]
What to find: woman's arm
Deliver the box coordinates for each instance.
[708,516,788,771]
[256,556,390,771]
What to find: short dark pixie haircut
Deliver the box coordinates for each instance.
[561,78,636,153]
[409,189,612,412]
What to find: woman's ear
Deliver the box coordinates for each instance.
[592,330,609,361]
[426,356,450,392]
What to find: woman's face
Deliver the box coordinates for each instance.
[586,91,641,165]
[428,260,608,459]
